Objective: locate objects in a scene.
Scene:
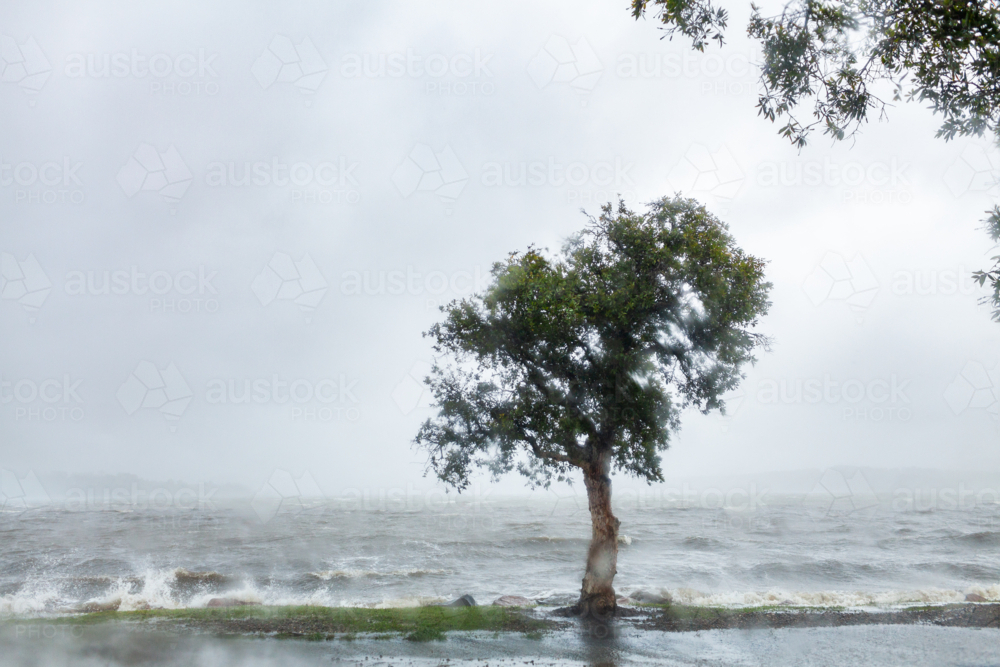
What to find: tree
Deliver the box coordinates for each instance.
[631,0,1000,318]
[414,197,771,618]
[631,0,1000,148]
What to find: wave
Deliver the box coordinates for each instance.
[0,580,65,615]
[954,531,1000,546]
[661,584,1000,608]
[307,568,449,580]
[5,579,999,618]
[518,536,588,544]
[681,536,725,550]
[0,566,462,616]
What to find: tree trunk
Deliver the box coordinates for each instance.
[576,453,619,619]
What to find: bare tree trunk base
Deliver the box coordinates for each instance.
[568,591,617,621]
[575,456,620,623]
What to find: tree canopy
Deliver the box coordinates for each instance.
[632,0,1000,148]
[632,0,1000,319]
[415,197,771,491]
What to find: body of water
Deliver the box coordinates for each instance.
[2,492,998,614]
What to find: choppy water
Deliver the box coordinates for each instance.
[3,624,1000,667]
[1,493,999,615]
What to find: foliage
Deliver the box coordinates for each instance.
[632,1,1000,318]
[973,205,1000,320]
[631,0,1000,148]
[415,197,770,491]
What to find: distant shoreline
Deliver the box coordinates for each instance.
[5,603,999,640]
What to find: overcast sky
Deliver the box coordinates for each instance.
[2,0,999,497]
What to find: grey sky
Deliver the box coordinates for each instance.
[1,0,998,497]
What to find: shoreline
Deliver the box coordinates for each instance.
[4,602,999,640]
[621,602,1000,632]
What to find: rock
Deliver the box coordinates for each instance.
[616,596,631,605]
[443,594,476,607]
[780,599,795,605]
[206,598,260,608]
[80,600,121,613]
[492,595,532,607]
[965,593,987,602]
[175,569,228,585]
[630,590,672,605]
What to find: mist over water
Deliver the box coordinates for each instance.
[3,492,998,615]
